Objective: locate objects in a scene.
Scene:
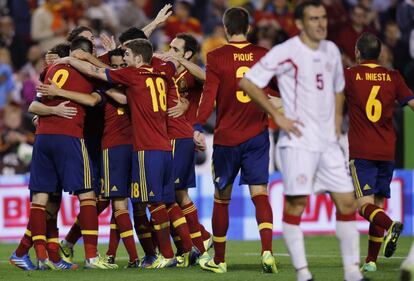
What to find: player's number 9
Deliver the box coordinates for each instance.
[51,69,69,88]
[131,182,139,198]
[146,77,167,112]
[365,85,382,123]
[236,66,251,103]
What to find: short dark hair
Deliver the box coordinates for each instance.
[70,36,93,54]
[119,27,147,44]
[294,0,323,20]
[356,32,382,60]
[176,33,199,59]
[108,48,125,60]
[125,39,153,63]
[223,7,250,36]
[48,43,70,58]
[67,26,92,42]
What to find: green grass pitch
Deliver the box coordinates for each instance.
[0,235,411,281]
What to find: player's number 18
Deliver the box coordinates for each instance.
[365,85,382,123]
[146,77,167,112]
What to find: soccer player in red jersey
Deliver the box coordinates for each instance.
[166,33,205,125]
[162,33,213,253]
[65,39,179,268]
[9,43,78,271]
[345,32,414,272]
[194,7,277,273]
[37,48,140,268]
[57,26,112,260]
[115,28,199,268]
[20,37,115,270]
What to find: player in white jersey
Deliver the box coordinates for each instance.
[240,1,366,281]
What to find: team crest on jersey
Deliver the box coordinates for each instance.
[296,174,308,185]
[177,78,188,93]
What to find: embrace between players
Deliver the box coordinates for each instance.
[9,1,414,281]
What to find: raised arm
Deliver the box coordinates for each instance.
[37,80,102,107]
[142,4,173,38]
[177,57,205,82]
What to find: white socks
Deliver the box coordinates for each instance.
[336,220,362,281]
[283,222,312,281]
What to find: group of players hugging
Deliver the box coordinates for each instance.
[7,1,414,281]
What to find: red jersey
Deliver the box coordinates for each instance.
[345,61,414,160]
[196,41,273,146]
[36,64,94,138]
[106,65,173,151]
[101,96,132,149]
[152,58,193,139]
[174,69,203,126]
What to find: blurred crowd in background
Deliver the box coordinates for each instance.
[1,0,414,175]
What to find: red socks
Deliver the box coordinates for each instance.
[79,199,99,259]
[65,198,109,245]
[15,227,33,257]
[46,217,60,263]
[252,194,273,253]
[167,203,192,254]
[200,223,211,241]
[212,197,230,264]
[366,223,385,263]
[133,209,156,256]
[283,213,301,225]
[30,203,47,260]
[114,209,138,262]
[181,202,206,253]
[149,204,174,258]
[361,203,393,230]
[106,215,120,257]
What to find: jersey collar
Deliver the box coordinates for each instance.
[360,60,380,68]
[227,41,250,49]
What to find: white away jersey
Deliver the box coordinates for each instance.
[245,36,345,152]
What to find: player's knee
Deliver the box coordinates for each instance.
[214,185,232,200]
[112,198,128,211]
[337,198,357,215]
[32,192,49,205]
[175,190,192,206]
[284,196,307,216]
[249,184,267,197]
[77,190,96,201]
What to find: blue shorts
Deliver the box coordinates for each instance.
[29,135,93,194]
[85,136,101,193]
[212,130,270,190]
[130,150,174,204]
[349,159,395,199]
[101,144,132,198]
[172,138,196,190]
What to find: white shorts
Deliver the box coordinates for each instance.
[276,143,354,196]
